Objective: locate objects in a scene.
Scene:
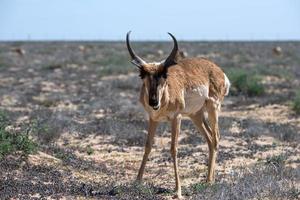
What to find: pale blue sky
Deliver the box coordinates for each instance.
[0,0,299,41]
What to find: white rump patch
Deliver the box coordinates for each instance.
[224,73,231,96]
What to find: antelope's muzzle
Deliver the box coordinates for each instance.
[149,96,159,110]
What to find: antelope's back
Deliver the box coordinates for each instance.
[170,57,229,101]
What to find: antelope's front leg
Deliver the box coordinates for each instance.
[137,117,158,182]
[171,114,182,198]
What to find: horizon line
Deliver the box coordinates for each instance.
[1,39,300,43]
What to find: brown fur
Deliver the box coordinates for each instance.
[140,58,226,114]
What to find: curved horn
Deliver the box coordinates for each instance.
[126,31,146,68]
[164,32,178,67]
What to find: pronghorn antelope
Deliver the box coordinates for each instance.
[126,31,230,198]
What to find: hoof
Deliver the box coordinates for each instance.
[173,192,183,199]
[134,179,142,184]
[206,179,215,185]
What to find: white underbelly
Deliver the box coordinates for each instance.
[181,86,208,115]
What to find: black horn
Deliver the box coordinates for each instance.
[126,31,146,68]
[164,32,179,67]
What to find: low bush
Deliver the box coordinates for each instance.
[266,154,287,167]
[0,111,37,159]
[292,90,300,114]
[226,68,265,96]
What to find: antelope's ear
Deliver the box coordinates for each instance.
[139,68,147,79]
[131,60,144,69]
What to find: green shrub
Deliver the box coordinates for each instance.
[0,111,37,159]
[109,183,156,198]
[191,182,210,193]
[226,68,264,96]
[266,154,287,167]
[86,145,94,155]
[292,90,300,114]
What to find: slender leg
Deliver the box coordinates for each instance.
[190,110,212,145]
[171,114,182,198]
[206,100,220,183]
[190,105,219,183]
[136,117,158,181]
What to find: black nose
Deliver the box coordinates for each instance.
[149,98,158,107]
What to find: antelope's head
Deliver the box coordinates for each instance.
[126,31,178,110]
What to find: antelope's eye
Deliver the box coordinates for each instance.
[156,72,167,79]
[154,74,161,80]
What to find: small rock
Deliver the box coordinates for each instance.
[79,45,86,52]
[157,49,164,56]
[11,47,26,56]
[272,46,282,56]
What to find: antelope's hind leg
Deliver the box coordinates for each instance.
[205,100,220,183]
[136,118,158,182]
[190,105,219,183]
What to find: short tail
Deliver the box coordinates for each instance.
[224,73,231,96]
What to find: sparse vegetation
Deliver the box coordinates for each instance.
[86,145,94,155]
[190,164,300,200]
[0,111,37,159]
[30,118,63,144]
[99,164,299,199]
[226,68,265,96]
[0,59,5,68]
[0,42,299,199]
[266,154,287,167]
[93,54,133,76]
[189,182,211,195]
[111,183,156,199]
[292,90,300,114]
[252,65,292,79]
[53,149,70,160]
